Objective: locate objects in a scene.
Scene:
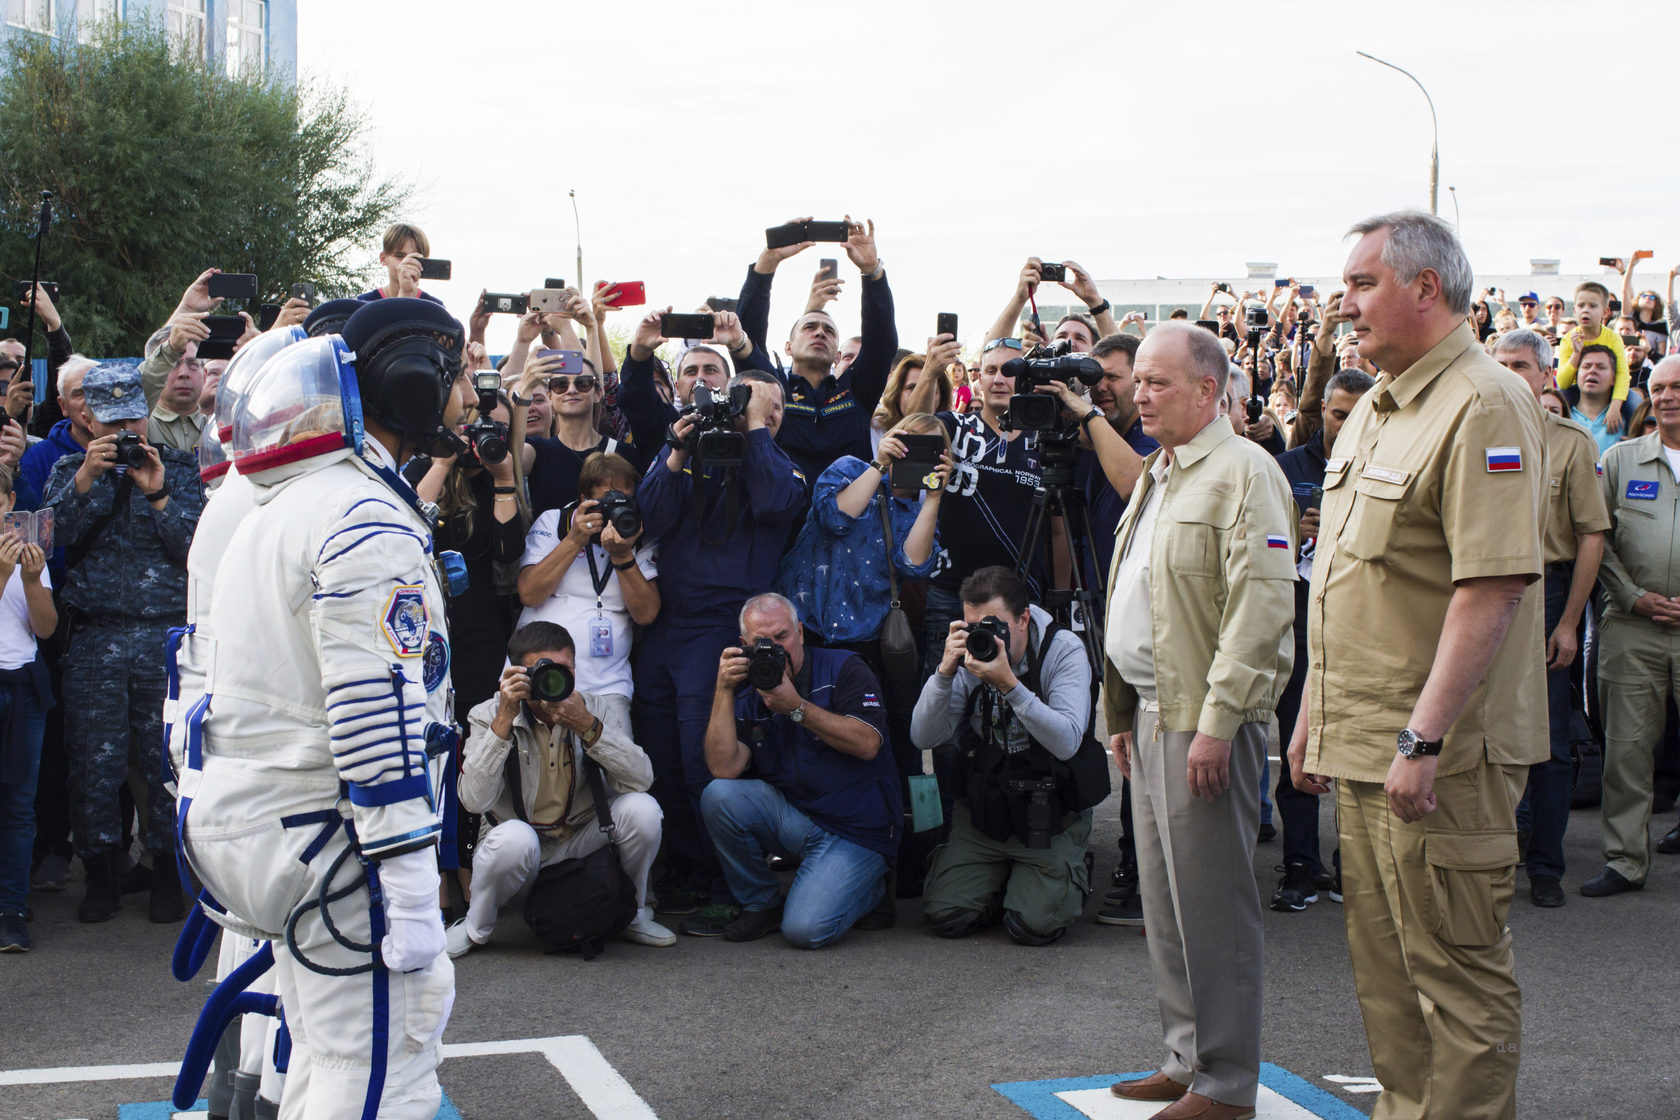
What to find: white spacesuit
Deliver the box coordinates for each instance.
[179,305,469,1120]
[169,324,305,1120]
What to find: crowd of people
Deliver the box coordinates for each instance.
[0,209,1675,1120]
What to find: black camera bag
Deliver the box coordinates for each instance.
[504,742,636,959]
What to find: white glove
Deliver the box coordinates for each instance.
[376,847,446,972]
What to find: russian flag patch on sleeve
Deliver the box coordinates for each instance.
[1266,534,1290,549]
[1485,446,1523,472]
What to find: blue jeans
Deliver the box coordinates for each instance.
[1523,565,1577,880]
[0,684,50,912]
[700,778,888,949]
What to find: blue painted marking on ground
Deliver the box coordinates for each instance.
[993,1063,1367,1119]
[117,1092,462,1119]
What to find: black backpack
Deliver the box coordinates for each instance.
[504,741,636,960]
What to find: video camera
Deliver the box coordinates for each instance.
[678,381,753,468]
[464,371,509,466]
[998,340,1104,433]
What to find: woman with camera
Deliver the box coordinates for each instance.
[516,453,658,729]
[775,414,952,889]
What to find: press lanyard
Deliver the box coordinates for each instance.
[582,543,613,612]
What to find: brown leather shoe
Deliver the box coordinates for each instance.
[1111,1071,1190,1101]
[1148,1091,1256,1120]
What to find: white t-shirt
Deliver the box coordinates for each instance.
[0,564,50,670]
[516,509,658,698]
[1105,455,1169,702]
[1664,446,1680,485]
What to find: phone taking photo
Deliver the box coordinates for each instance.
[207,273,258,300]
[418,257,452,282]
[661,313,714,340]
[889,433,948,491]
[481,292,529,315]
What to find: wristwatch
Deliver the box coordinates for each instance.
[1086,299,1111,317]
[788,701,807,724]
[1396,728,1443,759]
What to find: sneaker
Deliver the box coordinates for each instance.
[1256,821,1277,844]
[679,902,742,937]
[1270,860,1319,912]
[620,916,676,947]
[722,902,784,942]
[31,851,69,892]
[654,887,709,916]
[1095,892,1144,927]
[1109,850,1138,895]
[0,910,29,952]
[445,918,481,959]
[1316,868,1343,904]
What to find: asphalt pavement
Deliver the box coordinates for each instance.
[4,768,1678,1120]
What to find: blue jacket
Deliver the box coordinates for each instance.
[736,265,899,481]
[734,647,901,857]
[775,457,940,643]
[636,427,807,627]
[1274,427,1328,513]
[17,419,83,513]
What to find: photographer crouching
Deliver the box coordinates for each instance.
[701,593,900,947]
[451,621,670,955]
[43,365,204,923]
[912,566,1096,945]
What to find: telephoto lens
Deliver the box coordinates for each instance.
[527,657,575,703]
[745,638,789,691]
[964,615,1011,662]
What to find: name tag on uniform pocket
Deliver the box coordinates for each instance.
[1627,479,1660,501]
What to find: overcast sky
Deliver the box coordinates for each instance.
[299,0,1675,354]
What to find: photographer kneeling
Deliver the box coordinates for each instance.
[450,621,672,955]
[699,593,900,947]
[913,566,1095,946]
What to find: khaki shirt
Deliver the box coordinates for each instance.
[1102,417,1298,741]
[148,406,208,454]
[1596,432,1680,618]
[1541,411,1611,566]
[1305,323,1548,781]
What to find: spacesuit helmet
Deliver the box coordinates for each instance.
[196,421,229,485]
[302,298,365,340]
[213,324,307,444]
[228,334,362,476]
[340,298,465,458]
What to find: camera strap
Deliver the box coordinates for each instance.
[876,489,900,609]
[65,473,136,571]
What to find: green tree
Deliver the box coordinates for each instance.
[0,17,409,356]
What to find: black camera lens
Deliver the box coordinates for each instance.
[112,431,147,469]
[528,657,575,703]
[964,616,1010,662]
[470,423,508,466]
[595,490,642,539]
[746,638,788,691]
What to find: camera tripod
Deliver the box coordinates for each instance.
[1013,431,1106,677]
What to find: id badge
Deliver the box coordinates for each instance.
[589,618,613,658]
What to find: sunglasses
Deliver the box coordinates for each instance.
[981,337,1025,355]
[1545,303,1564,312]
[546,374,598,393]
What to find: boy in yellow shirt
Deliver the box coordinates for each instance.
[1556,281,1630,432]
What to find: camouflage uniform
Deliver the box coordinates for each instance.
[44,440,203,861]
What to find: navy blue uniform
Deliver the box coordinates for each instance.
[632,428,807,893]
[1270,428,1328,875]
[44,448,203,861]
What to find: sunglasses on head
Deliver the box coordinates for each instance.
[546,374,597,393]
[981,337,1025,355]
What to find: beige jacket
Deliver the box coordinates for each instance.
[1103,418,1298,740]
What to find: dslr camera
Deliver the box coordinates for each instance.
[527,657,575,703]
[594,489,642,540]
[746,637,789,691]
[964,615,1011,662]
[111,431,149,469]
[678,382,754,468]
[464,371,509,466]
[998,340,1104,433]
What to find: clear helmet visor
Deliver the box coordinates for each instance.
[230,335,360,473]
[214,324,307,441]
[196,421,229,483]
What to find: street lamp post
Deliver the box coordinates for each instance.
[1448,185,1460,231]
[569,189,583,292]
[1356,51,1438,215]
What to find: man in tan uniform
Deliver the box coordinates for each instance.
[1105,323,1297,1120]
[1585,354,1680,896]
[1287,211,1547,1120]
[1492,330,1610,907]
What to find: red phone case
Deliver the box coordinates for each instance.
[603,281,647,308]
